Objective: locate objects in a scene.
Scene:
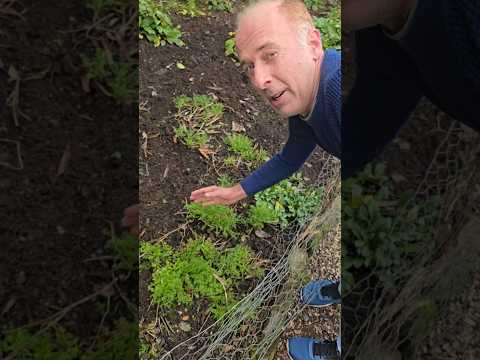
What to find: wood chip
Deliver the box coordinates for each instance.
[255,229,271,238]
[232,121,246,132]
[198,146,215,159]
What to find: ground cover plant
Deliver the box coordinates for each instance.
[141,237,263,319]
[139,0,341,358]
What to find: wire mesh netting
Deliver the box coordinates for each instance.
[157,154,340,360]
[343,118,480,359]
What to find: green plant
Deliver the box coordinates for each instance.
[224,32,239,62]
[218,174,235,187]
[185,203,239,237]
[139,0,184,47]
[1,320,137,359]
[342,163,440,291]
[82,49,137,104]
[208,0,233,12]
[82,319,138,360]
[247,202,279,230]
[314,6,341,50]
[141,237,263,319]
[175,94,224,123]
[223,155,239,167]
[303,0,326,12]
[174,95,224,149]
[174,124,209,148]
[106,62,138,104]
[0,327,80,359]
[82,48,108,80]
[254,173,324,228]
[224,134,268,167]
[105,233,138,272]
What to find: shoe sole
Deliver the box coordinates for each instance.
[286,339,295,360]
[301,289,341,308]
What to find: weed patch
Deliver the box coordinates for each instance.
[139,0,184,47]
[224,134,269,168]
[185,203,239,237]
[254,174,324,228]
[314,6,341,50]
[342,163,440,290]
[174,94,224,149]
[82,49,138,104]
[140,237,263,319]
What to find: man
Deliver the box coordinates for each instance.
[189,1,341,358]
[190,0,340,205]
[342,0,480,178]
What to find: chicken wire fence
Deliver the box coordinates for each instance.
[158,153,340,360]
[343,119,480,359]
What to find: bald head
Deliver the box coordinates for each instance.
[237,0,314,42]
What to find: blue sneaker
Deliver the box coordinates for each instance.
[287,337,340,360]
[301,279,341,307]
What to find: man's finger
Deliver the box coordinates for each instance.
[191,186,218,197]
[124,204,139,216]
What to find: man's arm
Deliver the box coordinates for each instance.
[342,26,423,179]
[190,118,317,205]
[240,118,317,196]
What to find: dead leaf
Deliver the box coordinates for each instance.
[56,142,71,177]
[141,131,148,158]
[81,75,90,93]
[181,314,190,321]
[232,121,246,132]
[179,321,191,332]
[391,173,406,183]
[198,146,215,159]
[1,298,16,317]
[397,139,411,151]
[255,229,271,238]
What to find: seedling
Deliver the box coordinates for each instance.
[105,232,138,272]
[141,237,263,319]
[174,124,209,148]
[224,32,239,63]
[247,202,279,230]
[185,203,239,237]
[174,94,224,149]
[218,174,235,187]
[224,134,269,168]
[82,49,137,104]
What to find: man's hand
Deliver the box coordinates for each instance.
[121,204,139,236]
[190,184,247,206]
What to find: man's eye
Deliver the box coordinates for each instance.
[242,63,254,73]
[266,52,278,60]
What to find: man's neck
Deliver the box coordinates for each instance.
[301,52,323,119]
[382,0,416,34]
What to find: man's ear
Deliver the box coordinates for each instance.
[309,28,323,59]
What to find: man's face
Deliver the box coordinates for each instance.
[236,4,322,118]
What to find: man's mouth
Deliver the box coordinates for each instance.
[270,90,286,103]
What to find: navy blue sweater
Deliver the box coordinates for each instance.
[342,0,480,179]
[240,49,341,197]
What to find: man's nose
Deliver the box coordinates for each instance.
[251,63,271,90]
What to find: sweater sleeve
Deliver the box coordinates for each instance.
[240,118,317,196]
[342,27,423,179]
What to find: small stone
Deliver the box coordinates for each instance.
[179,322,191,332]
